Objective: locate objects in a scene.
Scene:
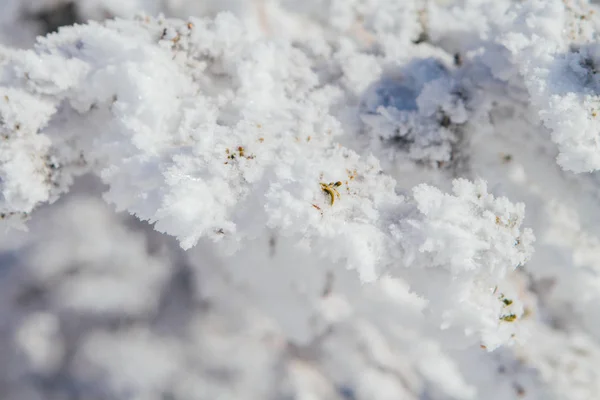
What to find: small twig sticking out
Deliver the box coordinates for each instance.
[320,181,342,205]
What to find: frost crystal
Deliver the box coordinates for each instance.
[1,0,600,399]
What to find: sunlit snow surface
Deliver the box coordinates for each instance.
[0,1,599,399]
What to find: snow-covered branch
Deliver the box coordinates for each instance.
[2,0,600,399]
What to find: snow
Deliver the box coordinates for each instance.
[0,0,599,399]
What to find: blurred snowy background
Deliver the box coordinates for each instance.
[2,1,600,400]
